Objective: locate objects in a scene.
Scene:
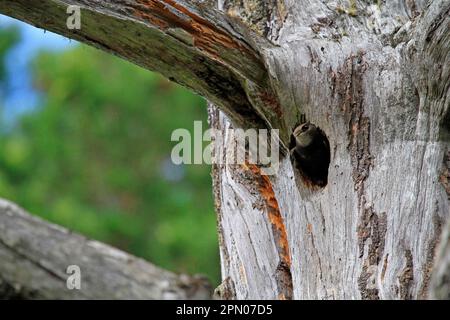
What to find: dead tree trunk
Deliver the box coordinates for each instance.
[0,0,449,299]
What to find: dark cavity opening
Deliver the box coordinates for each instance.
[289,121,331,188]
[442,108,450,141]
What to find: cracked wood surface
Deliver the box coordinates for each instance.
[211,0,450,299]
[430,217,450,299]
[0,199,212,299]
[209,106,292,299]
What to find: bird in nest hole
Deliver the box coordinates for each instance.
[289,122,330,188]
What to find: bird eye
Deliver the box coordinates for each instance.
[301,124,309,132]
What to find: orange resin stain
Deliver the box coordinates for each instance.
[133,0,257,60]
[245,163,291,267]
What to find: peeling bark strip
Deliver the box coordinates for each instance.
[424,2,450,43]
[358,265,379,300]
[241,163,293,299]
[0,0,277,130]
[419,214,444,299]
[244,163,293,299]
[244,163,291,267]
[208,105,235,299]
[332,51,388,299]
[2,0,450,301]
[223,0,287,41]
[357,208,387,300]
[399,250,414,300]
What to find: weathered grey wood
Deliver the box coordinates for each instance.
[1,0,449,300]
[209,105,293,300]
[0,199,212,299]
[211,0,450,299]
[430,212,450,299]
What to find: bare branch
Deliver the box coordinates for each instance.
[0,199,212,299]
[0,0,276,128]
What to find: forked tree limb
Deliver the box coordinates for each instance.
[0,0,278,130]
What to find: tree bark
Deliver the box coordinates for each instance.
[212,0,450,300]
[0,0,449,300]
[430,216,450,299]
[0,199,212,299]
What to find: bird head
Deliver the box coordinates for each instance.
[293,122,316,147]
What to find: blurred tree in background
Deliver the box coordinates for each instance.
[0,25,19,126]
[0,28,220,283]
[0,26,18,80]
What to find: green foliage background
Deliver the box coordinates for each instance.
[0,27,220,284]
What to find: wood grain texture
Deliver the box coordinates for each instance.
[211,0,450,299]
[0,199,212,299]
[430,218,450,299]
[0,0,280,130]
